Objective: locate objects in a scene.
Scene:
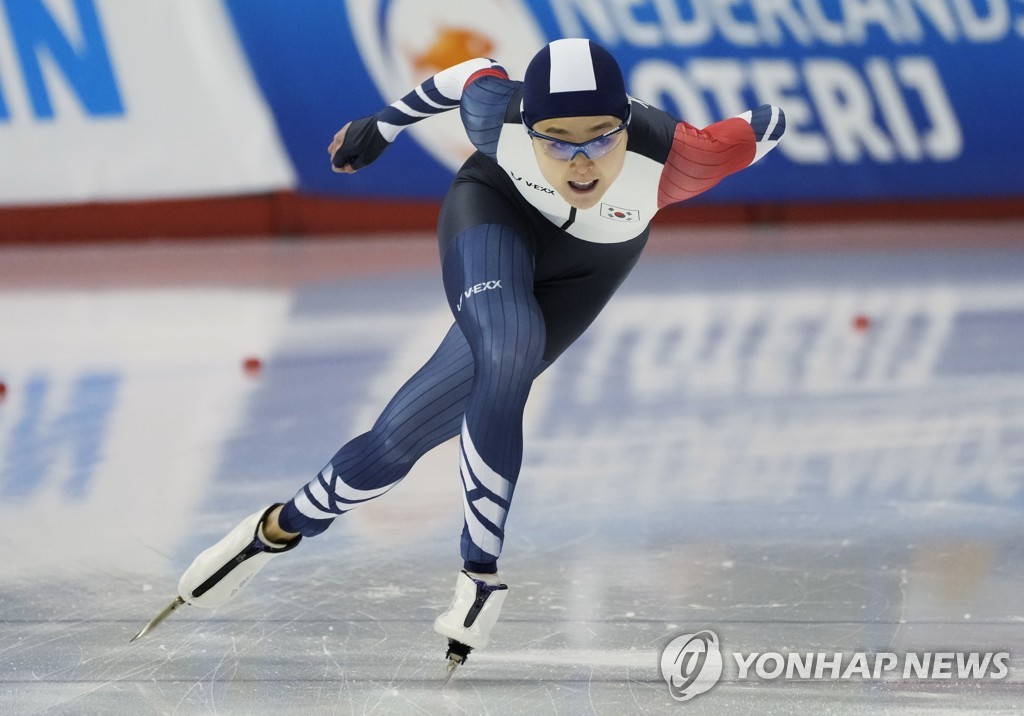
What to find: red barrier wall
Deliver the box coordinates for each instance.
[1,192,1022,245]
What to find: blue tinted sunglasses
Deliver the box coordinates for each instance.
[524,105,631,161]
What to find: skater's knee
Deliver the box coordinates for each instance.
[329,432,419,491]
[356,433,419,485]
[476,329,545,387]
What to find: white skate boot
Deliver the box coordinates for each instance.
[130,504,300,641]
[178,504,301,607]
[433,570,508,679]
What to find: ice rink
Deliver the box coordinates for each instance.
[2,221,1023,715]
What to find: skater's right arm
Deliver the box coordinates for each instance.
[329,58,507,173]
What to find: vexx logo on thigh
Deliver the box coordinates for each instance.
[456,280,503,311]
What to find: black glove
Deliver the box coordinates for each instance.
[331,115,391,171]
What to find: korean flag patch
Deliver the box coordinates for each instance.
[601,203,640,222]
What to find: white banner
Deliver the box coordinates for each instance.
[0,0,295,206]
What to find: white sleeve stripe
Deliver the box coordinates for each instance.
[736,107,782,165]
[753,141,776,163]
[415,85,449,110]
[376,120,403,142]
[432,57,499,102]
[393,100,433,118]
[761,106,780,145]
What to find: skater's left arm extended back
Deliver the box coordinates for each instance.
[328,57,508,173]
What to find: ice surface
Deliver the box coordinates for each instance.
[1,226,1023,714]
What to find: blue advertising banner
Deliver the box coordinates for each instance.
[226,0,1024,203]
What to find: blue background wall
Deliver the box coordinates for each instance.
[227,0,1024,204]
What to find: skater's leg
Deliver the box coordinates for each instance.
[171,323,475,614]
[431,222,540,662]
[441,223,546,574]
[260,219,650,547]
[278,323,475,537]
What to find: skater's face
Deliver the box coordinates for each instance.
[529,114,628,210]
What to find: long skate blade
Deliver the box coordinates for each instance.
[130,596,185,642]
[442,638,471,684]
[444,657,461,684]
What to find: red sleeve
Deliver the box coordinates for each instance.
[657,118,757,209]
[463,67,509,90]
